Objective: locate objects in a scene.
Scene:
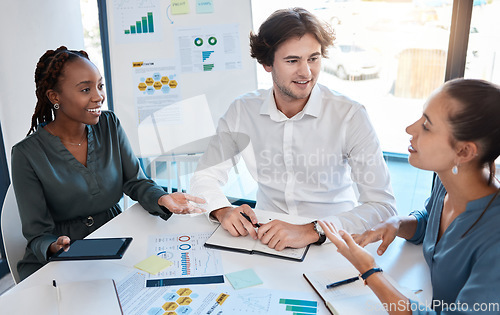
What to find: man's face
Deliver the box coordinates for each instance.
[264,33,322,108]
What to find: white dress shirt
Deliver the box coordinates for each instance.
[190,83,396,234]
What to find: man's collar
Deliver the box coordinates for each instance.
[260,84,321,121]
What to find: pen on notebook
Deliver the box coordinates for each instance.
[326,276,359,289]
[240,211,261,228]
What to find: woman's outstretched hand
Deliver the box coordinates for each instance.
[158,192,206,214]
[49,236,71,255]
[319,220,376,274]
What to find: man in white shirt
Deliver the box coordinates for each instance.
[191,7,396,250]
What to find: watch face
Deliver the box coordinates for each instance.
[314,221,325,235]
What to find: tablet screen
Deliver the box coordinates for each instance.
[51,237,132,261]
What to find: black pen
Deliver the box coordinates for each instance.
[240,211,260,228]
[326,276,359,289]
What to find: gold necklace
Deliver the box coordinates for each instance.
[45,125,87,146]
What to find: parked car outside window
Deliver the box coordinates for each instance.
[322,44,381,80]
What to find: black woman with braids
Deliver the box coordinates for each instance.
[11,46,205,280]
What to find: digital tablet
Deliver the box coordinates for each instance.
[50,237,132,261]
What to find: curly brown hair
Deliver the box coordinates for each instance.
[29,46,90,135]
[249,7,335,67]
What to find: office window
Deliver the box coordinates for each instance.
[81,0,108,110]
[464,0,500,170]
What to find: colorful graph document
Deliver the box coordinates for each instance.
[116,271,320,315]
[132,58,181,124]
[144,231,224,286]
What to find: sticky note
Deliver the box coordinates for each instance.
[171,0,190,15]
[225,269,263,290]
[134,255,173,275]
[196,0,214,14]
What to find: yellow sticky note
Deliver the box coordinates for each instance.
[134,255,173,275]
[171,0,190,15]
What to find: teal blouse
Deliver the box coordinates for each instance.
[408,177,500,314]
[11,111,170,280]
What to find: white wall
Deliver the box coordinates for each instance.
[0,1,85,173]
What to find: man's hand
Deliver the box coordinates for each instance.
[212,204,259,240]
[257,220,319,251]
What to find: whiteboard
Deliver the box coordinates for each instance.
[105,0,257,156]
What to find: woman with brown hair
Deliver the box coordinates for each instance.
[321,78,500,314]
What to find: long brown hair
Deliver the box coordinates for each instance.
[29,46,89,135]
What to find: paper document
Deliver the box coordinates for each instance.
[147,231,223,280]
[117,271,320,315]
[0,279,122,315]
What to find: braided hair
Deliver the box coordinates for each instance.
[29,46,90,135]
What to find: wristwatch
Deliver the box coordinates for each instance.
[312,220,326,245]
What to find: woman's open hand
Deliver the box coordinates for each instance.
[158,192,206,214]
[319,221,376,274]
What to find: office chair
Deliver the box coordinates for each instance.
[1,185,25,284]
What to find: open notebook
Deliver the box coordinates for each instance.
[204,209,314,262]
[304,266,419,314]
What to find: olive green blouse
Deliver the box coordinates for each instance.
[11,111,170,280]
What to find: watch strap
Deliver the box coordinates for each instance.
[312,221,326,245]
[360,267,383,284]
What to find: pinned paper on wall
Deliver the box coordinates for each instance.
[112,0,163,44]
[175,23,242,73]
[196,0,214,14]
[171,0,190,15]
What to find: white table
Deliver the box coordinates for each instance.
[3,204,432,314]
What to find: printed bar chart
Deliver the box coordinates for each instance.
[279,298,318,314]
[202,51,214,62]
[203,64,215,71]
[124,12,154,35]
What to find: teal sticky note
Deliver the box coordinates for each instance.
[196,0,214,14]
[225,269,263,290]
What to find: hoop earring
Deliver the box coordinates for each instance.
[53,103,60,110]
[452,165,458,175]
